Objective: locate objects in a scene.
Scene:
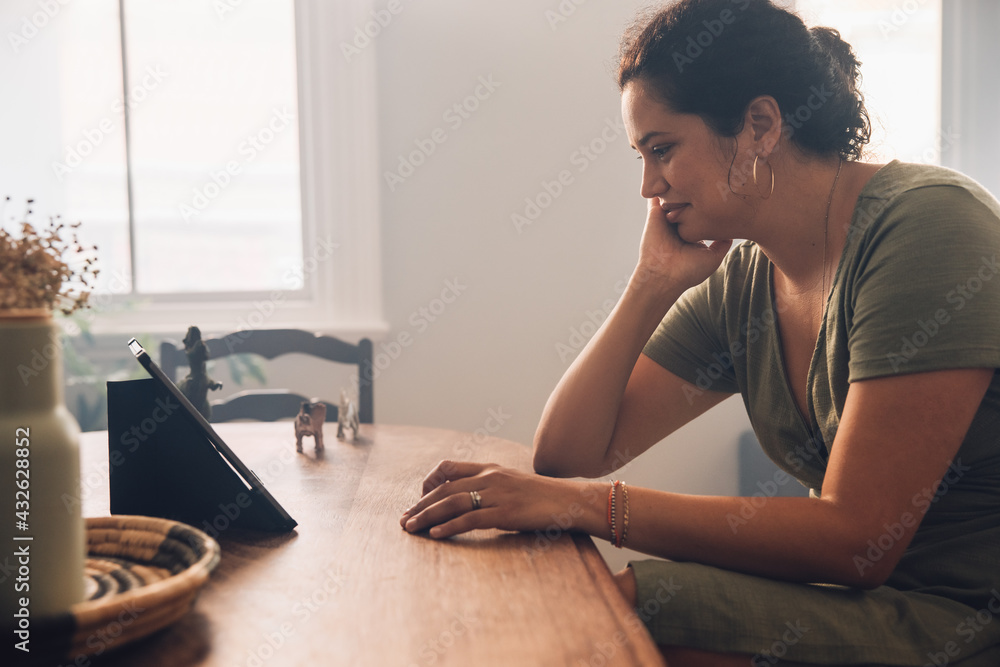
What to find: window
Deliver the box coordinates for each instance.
[122,1,303,294]
[1,0,384,335]
[794,0,943,165]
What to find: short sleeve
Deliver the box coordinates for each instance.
[846,185,1000,380]
[642,251,741,394]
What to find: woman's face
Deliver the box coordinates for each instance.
[621,81,754,242]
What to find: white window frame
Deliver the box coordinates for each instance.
[91,0,386,339]
[940,0,1000,198]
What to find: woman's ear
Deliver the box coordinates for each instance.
[746,95,782,156]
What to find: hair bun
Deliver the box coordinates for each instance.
[809,26,861,81]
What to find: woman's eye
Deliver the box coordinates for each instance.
[652,144,673,158]
[635,145,674,160]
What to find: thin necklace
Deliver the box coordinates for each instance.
[820,159,844,318]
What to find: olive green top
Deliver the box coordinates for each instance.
[634,161,1000,663]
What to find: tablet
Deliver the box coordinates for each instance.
[126,338,297,531]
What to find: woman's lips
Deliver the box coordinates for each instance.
[662,203,689,222]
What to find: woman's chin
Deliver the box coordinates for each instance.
[675,224,710,245]
[675,221,728,246]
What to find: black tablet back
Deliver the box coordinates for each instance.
[107,377,297,533]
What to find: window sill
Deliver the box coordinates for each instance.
[82,298,389,340]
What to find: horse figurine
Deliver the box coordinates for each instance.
[295,401,327,453]
[337,390,359,442]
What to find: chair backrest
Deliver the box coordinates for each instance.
[160,329,373,424]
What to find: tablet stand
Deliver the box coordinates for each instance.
[107,378,295,533]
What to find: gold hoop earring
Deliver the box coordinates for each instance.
[752,154,774,199]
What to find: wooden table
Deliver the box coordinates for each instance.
[77,422,665,666]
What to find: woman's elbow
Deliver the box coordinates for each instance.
[532,457,572,478]
[532,444,578,478]
[532,433,601,478]
[825,533,902,590]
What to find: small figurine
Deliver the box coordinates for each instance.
[336,390,359,442]
[178,326,222,419]
[295,401,327,453]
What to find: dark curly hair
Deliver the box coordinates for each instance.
[618,0,871,161]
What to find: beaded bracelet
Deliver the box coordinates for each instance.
[607,482,618,546]
[618,482,630,549]
[607,480,631,549]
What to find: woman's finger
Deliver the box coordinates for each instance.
[419,460,493,495]
[426,507,505,539]
[403,486,484,534]
[401,474,482,528]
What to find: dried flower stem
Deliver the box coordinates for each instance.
[1,196,99,315]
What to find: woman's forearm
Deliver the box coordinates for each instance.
[572,482,880,588]
[532,274,684,478]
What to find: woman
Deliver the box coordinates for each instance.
[400,1,1000,664]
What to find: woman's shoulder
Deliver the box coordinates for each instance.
[700,241,771,311]
[857,160,999,212]
[722,240,765,270]
[668,241,764,318]
[849,160,1000,244]
[702,241,763,296]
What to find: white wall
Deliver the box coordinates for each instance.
[3,0,754,572]
[366,0,751,570]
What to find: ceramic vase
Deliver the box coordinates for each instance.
[0,310,86,619]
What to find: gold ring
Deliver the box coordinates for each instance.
[469,490,482,511]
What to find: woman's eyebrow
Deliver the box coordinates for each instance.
[633,130,674,149]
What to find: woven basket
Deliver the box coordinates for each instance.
[20,515,220,665]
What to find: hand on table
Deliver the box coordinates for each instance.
[399,461,591,539]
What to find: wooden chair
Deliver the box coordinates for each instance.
[160,329,373,424]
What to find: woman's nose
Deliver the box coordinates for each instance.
[640,161,667,200]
